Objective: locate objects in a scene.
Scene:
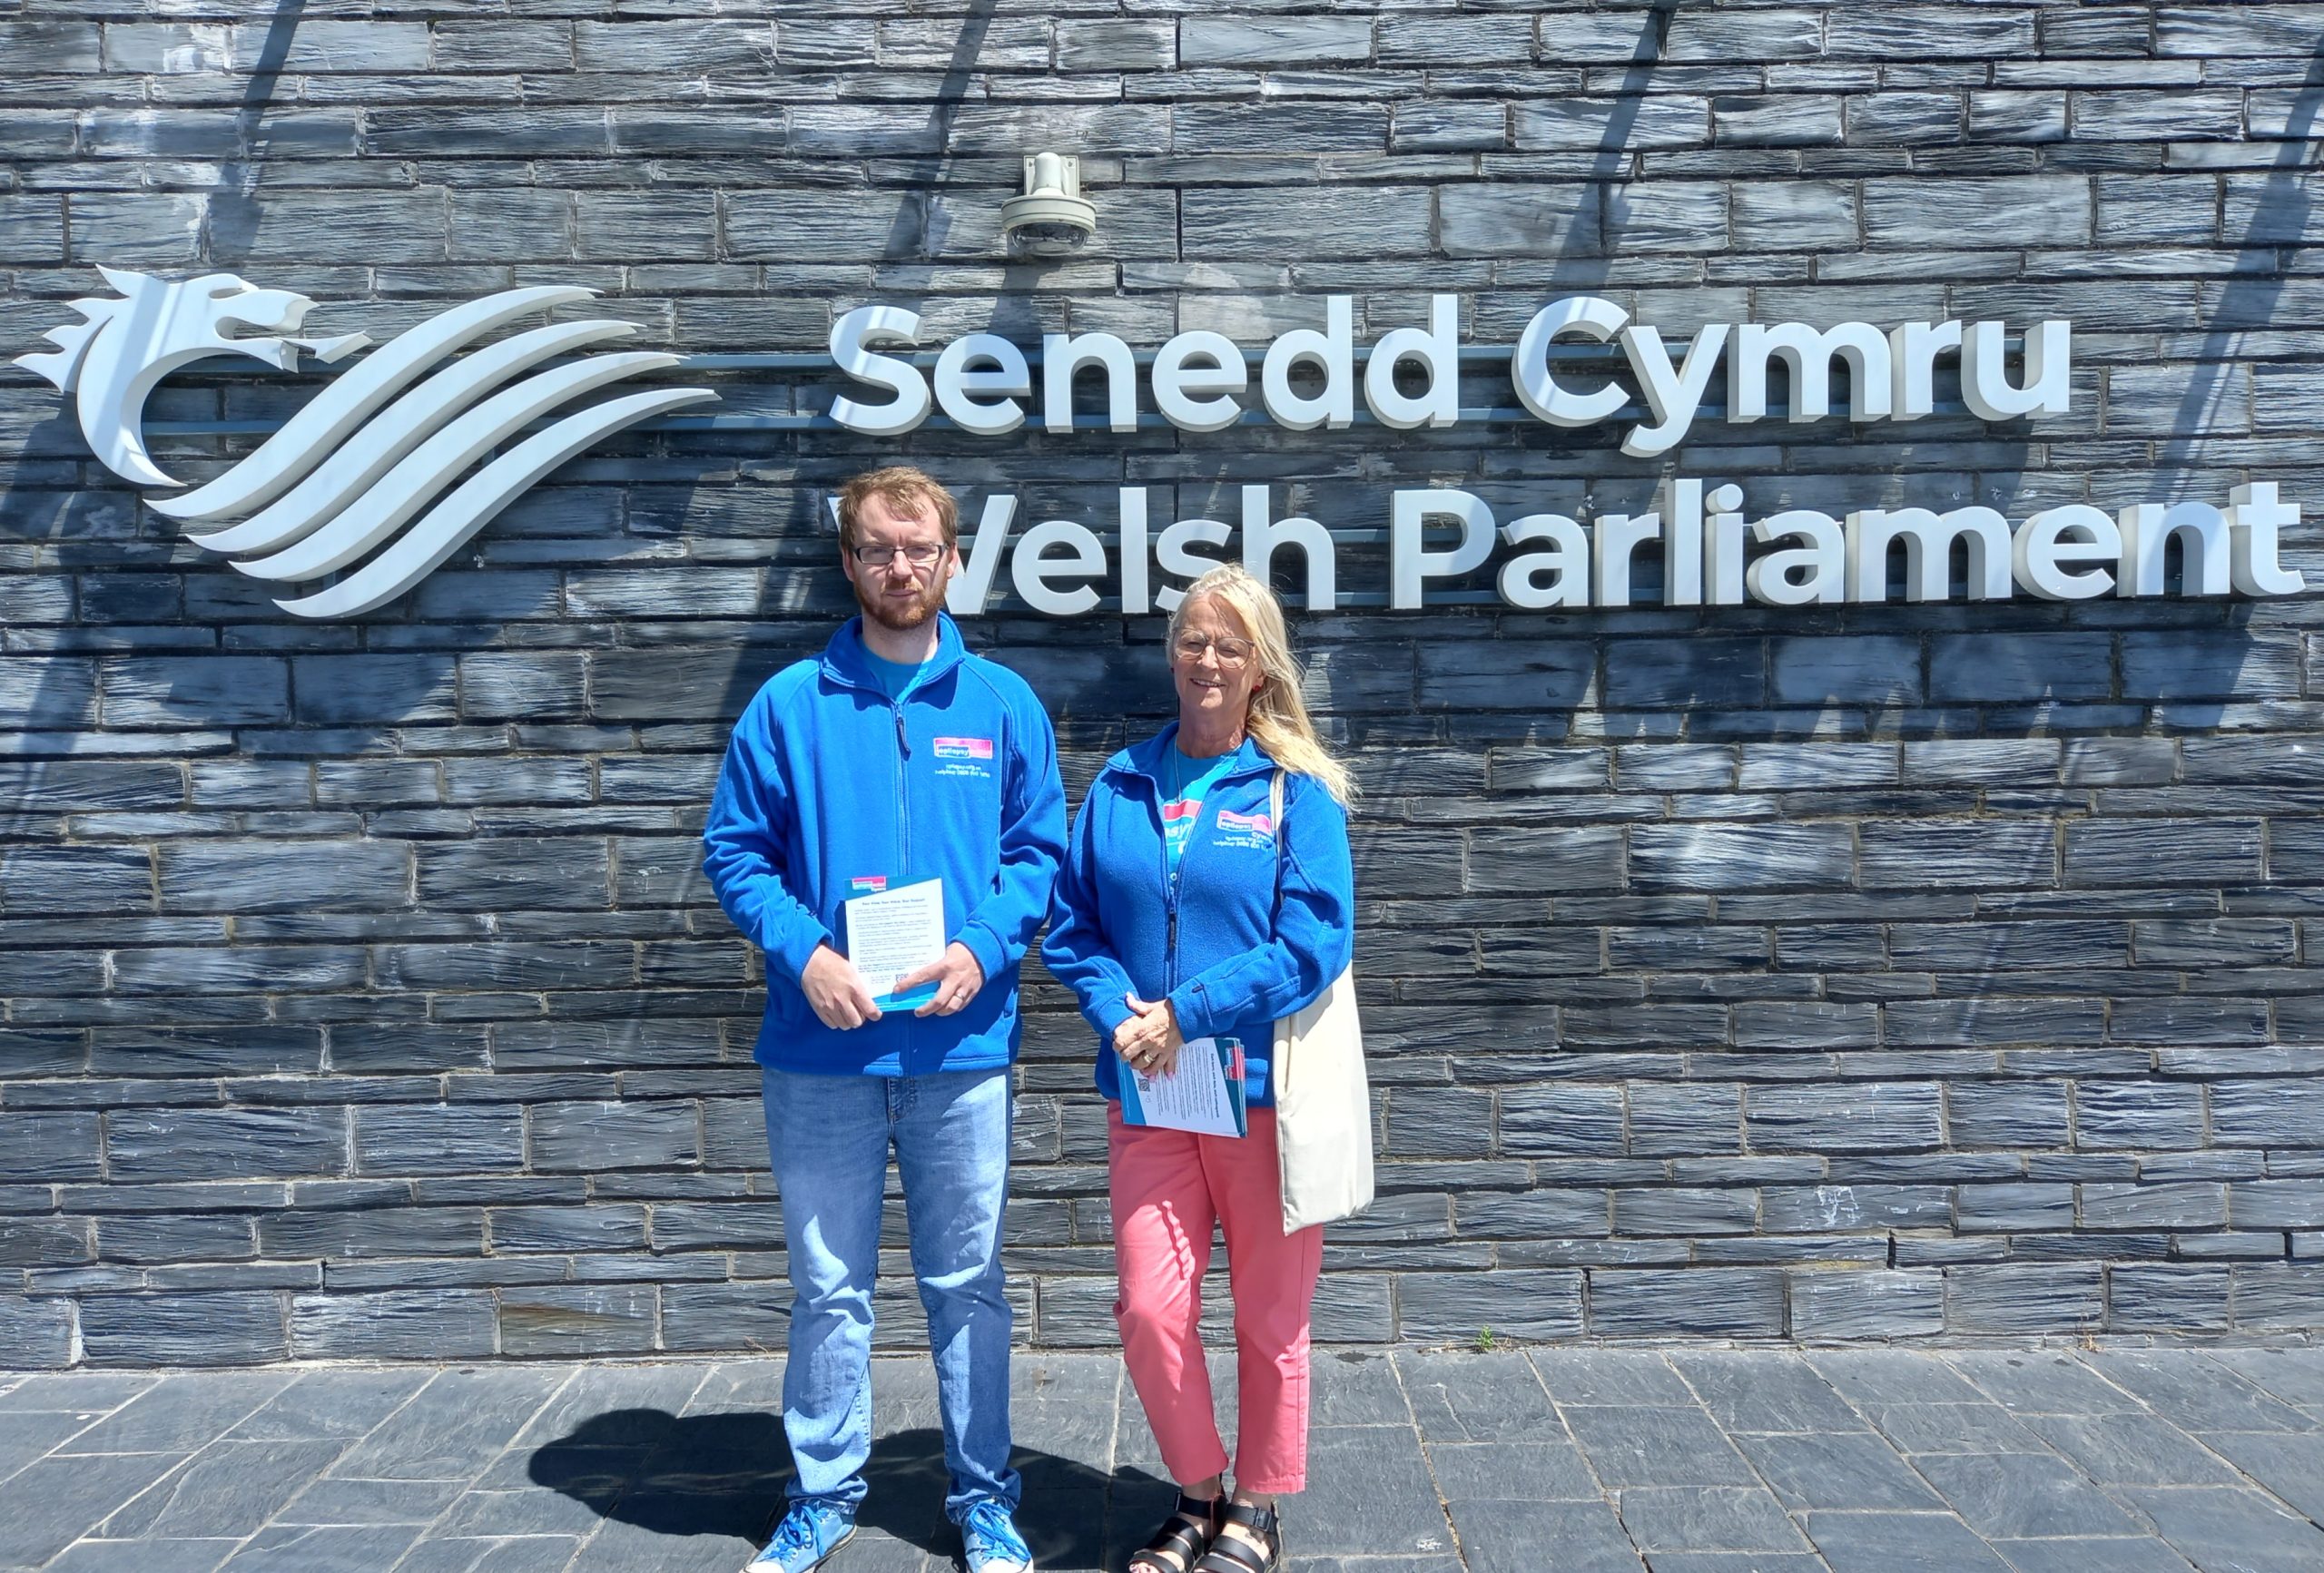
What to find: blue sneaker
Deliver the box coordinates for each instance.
[960,1498,1033,1573]
[745,1499,856,1573]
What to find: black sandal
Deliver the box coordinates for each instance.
[1128,1491,1226,1573]
[1192,1500,1281,1573]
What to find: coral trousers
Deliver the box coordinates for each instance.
[1108,1103,1324,1495]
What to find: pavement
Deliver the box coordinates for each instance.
[3,1348,2324,1573]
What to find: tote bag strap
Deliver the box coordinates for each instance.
[1268,768,1286,887]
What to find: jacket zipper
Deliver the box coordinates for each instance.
[893,700,911,873]
[1160,776,1183,991]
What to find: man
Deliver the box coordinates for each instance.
[703,465,1066,1573]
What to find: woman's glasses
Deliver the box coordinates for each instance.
[1172,631,1256,667]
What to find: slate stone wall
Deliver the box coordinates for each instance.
[4,2,2324,1367]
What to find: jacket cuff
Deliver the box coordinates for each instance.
[772,924,835,988]
[1166,978,1213,1041]
[1092,992,1137,1039]
[958,922,1007,989]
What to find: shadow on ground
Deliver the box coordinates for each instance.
[528,1409,1151,1564]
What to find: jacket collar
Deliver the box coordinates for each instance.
[820,610,969,693]
[1118,721,1275,788]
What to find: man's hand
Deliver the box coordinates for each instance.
[898,941,987,1018]
[802,945,881,1029]
[1114,993,1183,1077]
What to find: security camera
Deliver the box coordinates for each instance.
[1000,152,1096,259]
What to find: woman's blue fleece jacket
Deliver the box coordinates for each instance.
[702,613,1066,1077]
[1042,724,1355,1108]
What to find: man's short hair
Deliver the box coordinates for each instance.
[836,466,959,555]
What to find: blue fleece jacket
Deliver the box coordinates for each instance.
[702,613,1066,1076]
[1042,723,1355,1108]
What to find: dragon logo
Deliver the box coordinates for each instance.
[15,266,716,618]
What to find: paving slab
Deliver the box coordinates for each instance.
[1669,1352,1866,1435]
[1732,1429,1949,1512]
[1857,1401,2049,1456]
[0,1349,2319,1572]
[2083,1352,2318,1434]
[1908,1451,2146,1540]
[2128,1486,2324,1573]
[2020,1413,2240,1487]
[2182,1429,2324,1521]
[1947,1352,2142,1416]
[1989,1539,2197,1573]
[1804,1509,2016,1573]
[1615,1485,1813,1553]
[1561,1404,1759,1489]
[1426,1439,1600,1502]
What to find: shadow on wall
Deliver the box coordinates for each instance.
[527,1411,1134,1564]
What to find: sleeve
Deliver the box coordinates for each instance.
[700,692,833,986]
[1166,772,1354,1041]
[954,685,1068,985]
[1039,782,1143,1043]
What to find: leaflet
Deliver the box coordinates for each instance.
[843,877,945,1011]
[1120,1036,1248,1138]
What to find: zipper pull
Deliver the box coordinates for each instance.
[894,705,910,757]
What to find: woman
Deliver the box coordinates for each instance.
[1043,564,1357,1573]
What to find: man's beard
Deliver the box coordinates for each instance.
[855,571,947,632]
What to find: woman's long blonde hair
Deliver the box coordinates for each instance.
[1168,564,1356,807]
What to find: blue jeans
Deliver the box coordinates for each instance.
[761,1064,1019,1521]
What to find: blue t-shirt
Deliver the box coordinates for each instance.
[861,651,924,701]
[1160,746,1236,874]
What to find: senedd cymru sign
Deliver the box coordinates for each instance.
[15,268,2306,619]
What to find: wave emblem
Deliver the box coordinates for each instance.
[15,266,717,618]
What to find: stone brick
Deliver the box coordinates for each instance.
[108,1108,344,1184]
[2074,1082,2205,1151]
[415,840,610,911]
[2212,1080,2324,1148]
[661,1281,790,1352]
[1945,1265,2106,1334]
[0,1113,102,1182]
[1500,1086,1626,1157]
[1863,177,2093,248]
[1437,184,1604,259]
[354,1106,525,1177]
[2,847,155,915]
[1180,15,1372,65]
[499,1284,656,1355]
[1515,97,1710,152]
[1828,5,2034,56]
[1590,1268,1787,1336]
[529,1100,700,1172]
[1949,1082,2071,1149]
[290,1290,498,1359]
[2110,1265,2231,1332]
[1466,827,1624,893]
[1928,634,2112,703]
[1861,821,2054,889]
[1399,1269,1583,1341]
[1631,825,1854,892]
[1787,1269,1945,1339]
[2065,821,2262,887]
[0,1296,75,1369]
[160,841,412,915]
[80,1293,288,1365]
[1747,1085,1943,1153]
[291,656,458,724]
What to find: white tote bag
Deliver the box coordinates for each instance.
[1268,770,1375,1234]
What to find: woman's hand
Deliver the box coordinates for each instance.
[1115,993,1184,1078]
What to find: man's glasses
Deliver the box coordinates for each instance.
[851,542,946,569]
[1172,631,1256,667]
